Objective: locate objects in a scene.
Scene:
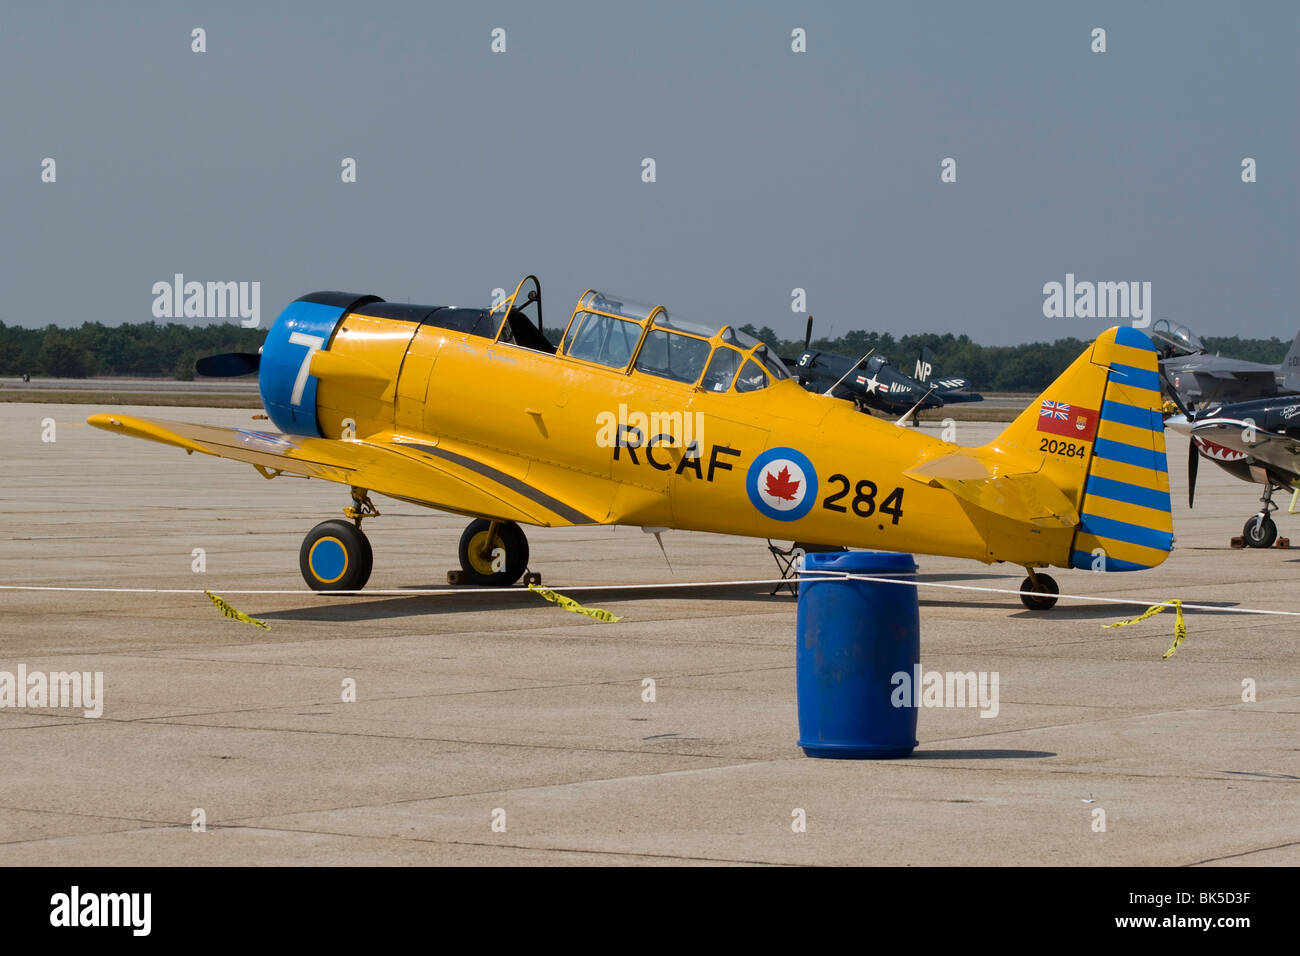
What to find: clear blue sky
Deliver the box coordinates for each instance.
[2,0,1295,344]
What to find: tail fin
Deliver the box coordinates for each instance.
[983,327,1173,571]
[913,346,936,385]
[1280,329,1300,392]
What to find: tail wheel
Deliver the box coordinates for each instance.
[300,519,373,591]
[458,519,529,586]
[1019,573,1059,611]
[1243,515,1278,548]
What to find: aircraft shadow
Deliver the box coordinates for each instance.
[915,572,1008,582]
[253,582,788,623]
[1009,600,1243,622]
[908,749,1056,760]
[251,588,1247,626]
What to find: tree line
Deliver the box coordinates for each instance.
[1,320,1290,392]
[746,326,1290,393]
[0,322,267,381]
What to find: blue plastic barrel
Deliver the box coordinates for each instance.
[796,551,920,758]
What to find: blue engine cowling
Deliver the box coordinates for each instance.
[259,292,382,436]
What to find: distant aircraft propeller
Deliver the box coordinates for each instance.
[1160,367,1199,508]
[804,315,813,352]
[195,352,261,377]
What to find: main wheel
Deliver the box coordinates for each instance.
[458,519,530,586]
[1243,514,1277,548]
[1019,573,1059,611]
[300,519,373,591]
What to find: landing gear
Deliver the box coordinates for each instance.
[456,518,530,586]
[299,487,378,591]
[1242,485,1280,548]
[1243,514,1278,548]
[300,519,373,591]
[296,491,535,591]
[1019,568,1059,611]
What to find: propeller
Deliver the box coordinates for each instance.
[1160,366,1199,508]
[195,352,260,377]
[789,316,817,386]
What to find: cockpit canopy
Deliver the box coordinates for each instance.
[559,289,790,392]
[1149,319,1207,358]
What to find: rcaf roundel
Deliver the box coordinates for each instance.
[747,447,819,521]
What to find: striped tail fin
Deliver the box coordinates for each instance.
[1070,327,1173,571]
[981,326,1173,572]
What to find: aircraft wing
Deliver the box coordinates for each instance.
[902,453,1080,528]
[1189,418,1300,479]
[85,413,603,527]
[1204,367,1274,381]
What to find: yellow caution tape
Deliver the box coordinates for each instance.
[1103,599,1185,658]
[204,590,271,629]
[527,584,623,623]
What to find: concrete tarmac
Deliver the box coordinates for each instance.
[0,403,1296,866]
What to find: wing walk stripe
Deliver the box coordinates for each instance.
[396,442,596,525]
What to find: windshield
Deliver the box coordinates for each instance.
[700,346,744,392]
[1171,324,1205,353]
[735,360,769,393]
[635,328,712,384]
[561,288,793,392]
[563,311,642,368]
[753,345,791,380]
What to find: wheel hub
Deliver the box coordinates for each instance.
[466,530,501,575]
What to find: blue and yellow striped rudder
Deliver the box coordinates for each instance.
[1070,326,1173,571]
[981,326,1173,572]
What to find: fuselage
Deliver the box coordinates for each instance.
[254,292,1070,569]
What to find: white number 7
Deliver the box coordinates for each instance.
[287,332,326,406]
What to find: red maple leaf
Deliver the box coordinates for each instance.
[765,465,801,501]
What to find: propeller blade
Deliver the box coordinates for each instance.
[195,352,260,377]
[1187,435,1199,509]
[804,315,813,351]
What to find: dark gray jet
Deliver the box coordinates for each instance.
[1153,319,1300,409]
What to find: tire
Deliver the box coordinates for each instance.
[1243,515,1277,548]
[300,519,373,591]
[1019,573,1059,611]
[458,519,530,586]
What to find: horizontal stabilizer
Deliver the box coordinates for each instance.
[904,455,1079,528]
[902,453,992,481]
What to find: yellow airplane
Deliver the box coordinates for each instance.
[87,276,1173,610]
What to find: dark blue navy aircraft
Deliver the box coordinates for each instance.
[1166,389,1300,548]
[784,320,982,418]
